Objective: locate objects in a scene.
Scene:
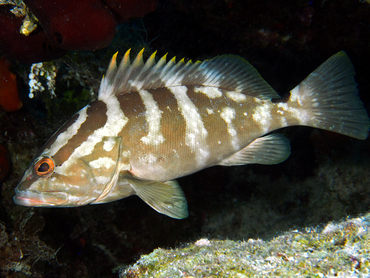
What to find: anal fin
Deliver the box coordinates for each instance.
[130,179,188,219]
[219,134,291,166]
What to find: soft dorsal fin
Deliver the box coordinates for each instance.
[98,49,280,100]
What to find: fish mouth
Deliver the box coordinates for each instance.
[13,190,68,207]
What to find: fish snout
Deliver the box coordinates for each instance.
[13,189,68,206]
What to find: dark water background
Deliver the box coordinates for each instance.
[1,0,370,277]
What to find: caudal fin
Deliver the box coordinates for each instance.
[288,51,369,140]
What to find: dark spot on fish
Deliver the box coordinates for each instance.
[272,92,290,103]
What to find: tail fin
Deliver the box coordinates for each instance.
[288,51,369,140]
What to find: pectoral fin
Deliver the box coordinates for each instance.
[219,134,291,166]
[130,179,188,219]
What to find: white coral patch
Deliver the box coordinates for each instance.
[195,238,211,246]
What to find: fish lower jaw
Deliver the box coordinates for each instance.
[14,195,52,206]
[13,191,68,207]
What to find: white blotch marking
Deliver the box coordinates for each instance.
[280,117,288,127]
[290,86,303,106]
[169,86,209,166]
[89,157,116,169]
[55,94,128,174]
[252,100,273,133]
[226,91,247,102]
[220,107,239,150]
[94,176,111,185]
[277,103,289,111]
[47,106,89,156]
[138,90,165,145]
[254,98,264,104]
[206,108,214,114]
[277,102,310,125]
[103,137,116,152]
[139,153,158,164]
[194,86,222,99]
[172,149,180,158]
[119,163,131,171]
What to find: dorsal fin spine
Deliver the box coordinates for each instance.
[114,49,132,92]
[98,48,280,100]
[138,51,158,87]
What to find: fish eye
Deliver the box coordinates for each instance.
[34,157,55,177]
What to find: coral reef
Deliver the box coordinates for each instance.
[28,61,57,99]
[119,213,370,277]
[23,0,117,51]
[0,57,22,111]
[0,0,158,62]
[0,5,68,63]
[0,211,57,277]
[0,144,10,181]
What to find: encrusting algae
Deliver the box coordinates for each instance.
[119,213,370,277]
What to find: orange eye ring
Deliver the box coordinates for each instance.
[34,157,55,177]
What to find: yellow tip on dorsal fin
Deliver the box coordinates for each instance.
[108,52,118,71]
[144,51,157,68]
[178,57,185,64]
[150,50,157,59]
[122,48,132,66]
[132,48,145,68]
[156,53,168,68]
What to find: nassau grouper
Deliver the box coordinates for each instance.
[14,50,369,219]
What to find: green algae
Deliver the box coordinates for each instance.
[120,213,370,277]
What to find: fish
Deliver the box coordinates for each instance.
[14,49,369,219]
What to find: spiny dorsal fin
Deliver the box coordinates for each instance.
[98,49,280,100]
